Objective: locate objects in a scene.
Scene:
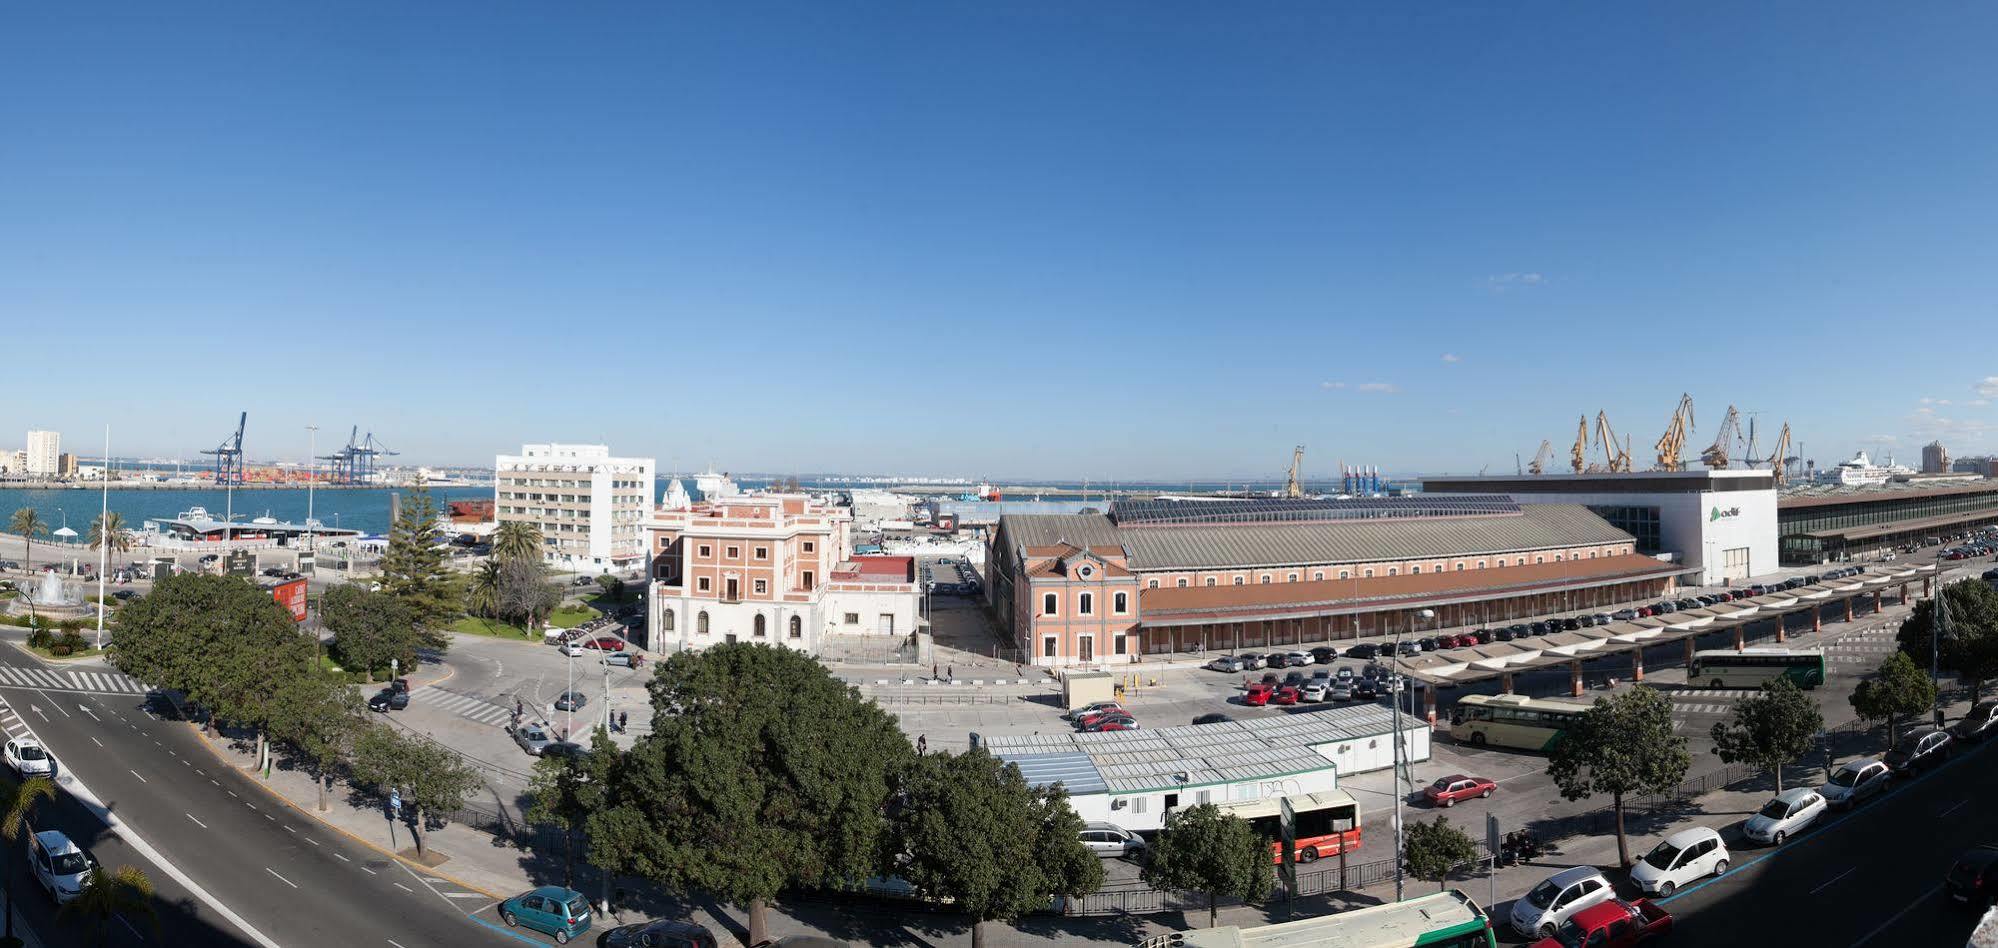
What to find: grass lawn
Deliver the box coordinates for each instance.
[449,616,538,639]
[549,605,600,628]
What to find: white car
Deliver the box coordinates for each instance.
[1301,681,1331,702]
[1509,866,1614,939]
[1064,701,1124,721]
[1078,822,1147,858]
[28,830,93,903]
[1206,655,1245,673]
[4,738,52,778]
[560,641,588,657]
[1744,787,1827,845]
[1284,651,1313,667]
[1628,826,1729,897]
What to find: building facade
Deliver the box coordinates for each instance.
[646,494,918,655]
[1778,481,1998,563]
[1924,441,1952,474]
[24,430,59,477]
[493,443,656,570]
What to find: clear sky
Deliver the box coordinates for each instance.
[5,3,1996,481]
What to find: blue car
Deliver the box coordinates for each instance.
[501,886,591,944]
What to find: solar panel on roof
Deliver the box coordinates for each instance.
[1111,495,1520,526]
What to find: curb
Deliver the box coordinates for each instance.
[184,719,510,902]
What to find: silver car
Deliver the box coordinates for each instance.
[510,723,556,756]
[1819,758,1891,809]
[1079,822,1146,858]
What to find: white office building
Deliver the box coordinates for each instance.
[494,444,656,571]
[24,430,60,477]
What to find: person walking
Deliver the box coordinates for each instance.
[917,734,927,756]
[618,710,628,732]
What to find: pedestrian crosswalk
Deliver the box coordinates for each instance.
[408,687,511,727]
[0,664,149,694]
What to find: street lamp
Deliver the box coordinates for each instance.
[94,426,110,649]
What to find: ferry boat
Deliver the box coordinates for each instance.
[1814,451,1914,487]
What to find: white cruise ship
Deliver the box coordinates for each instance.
[1814,451,1913,487]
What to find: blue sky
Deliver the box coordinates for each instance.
[5,3,1996,481]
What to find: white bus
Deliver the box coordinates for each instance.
[1141,888,1497,948]
[1168,791,1361,865]
[1687,648,1826,689]
[1448,694,1591,752]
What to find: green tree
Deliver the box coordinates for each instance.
[491,521,544,564]
[56,865,157,947]
[1709,676,1824,791]
[887,748,1104,947]
[1546,686,1691,868]
[349,724,483,857]
[1898,580,1998,700]
[527,728,614,890]
[595,573,625,602]
[320,584,416,681]
[1850,651,1937,749]
[7,508,46,575]
[586,643,915,944]
[1141,804,1273,929]
[1402,816,1481,893]
[376,484,461,638]
[86,511,131,559]
[268,673,368,811]
[497,557,561,629]
[1,775,57,943]
[465,560,503,621]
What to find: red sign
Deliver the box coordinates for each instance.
[270,578,308,623]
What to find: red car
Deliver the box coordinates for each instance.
[1422,774,1497,808]
[1244,684,1275,706]
[1273,686,1302,706]
[1075,708,1133,728]
[583,636,626,651]
[1529,897,1670,948]
[1083,719,1139,733]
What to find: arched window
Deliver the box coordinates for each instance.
[1177,578,1189,588]
[754,614,767,637]
[1313,571,1324,581]
[1147,579,1159,589]
[1205,577,1216,587]
[697,611,709,634]
[662,609,675,632]
[1113,592,1128,613]
[1339,571,1350,580]
[1233,576,1244,586]
[1363,569,1374,578]
[789,615,802,638]
[1411,566,1421,574]
[1078,593,1094,616]
[1043,592,1058,615]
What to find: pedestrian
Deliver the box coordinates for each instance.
[933,662,940,680]
[947,664,954,680]
[917,734,927,755]
[619,710,628,731]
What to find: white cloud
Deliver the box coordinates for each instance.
[1978,376,1998,397]
[1871,435,1899,444]
[1920,397,1936,405]
[1973,399,1991,407]
[1355,382,1399,394]
[1319,381,1346,390]
[1486,272,1545,293]
[1441,353,1462,364]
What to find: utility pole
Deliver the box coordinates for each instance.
[1934,573,1952,729]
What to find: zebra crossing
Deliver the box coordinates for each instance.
[1667,690,1744,717]
[408,686,512,727]
[0,664,149,694]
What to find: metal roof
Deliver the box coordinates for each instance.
[1110,495,1520,526]
[987,705,1425,795]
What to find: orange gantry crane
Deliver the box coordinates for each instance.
[1702,405,1742,469]
[1654,394,1696,471]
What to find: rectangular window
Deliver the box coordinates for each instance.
[1129,796,1147,814]
[697,577,711,592]
[726,546,739,559]
[1044,593,1059,615]
[754,546,769,560]
[1147,579,1159,589]
[1043,637,1057,658]
[753,579,767,595]
[698,545,711,558]
[1114,634,1127,654]
[844,613,859,624]
[1113,592,1128,614]
[803,541,815,553]
[1078,593,1094,616]
[803,571,815,590]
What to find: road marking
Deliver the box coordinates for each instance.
[265,867,299,889]
[1940,799,1968,818]
[389,941,409,948]
[393,882,414,893]
[187,813,207,829]
[282,823,294,832]
[333,853,351,862]
[90,737,102,747]
[305,838,319,847]
[128,769,147,784]
[361,866,377,874]
[442,891,487,900]
[1849,883,1944,946]
[226,790,237,797]
[1811,866,1857,895]
[30,705,46,722]
[196,768,206,776]
[78,705,99,721]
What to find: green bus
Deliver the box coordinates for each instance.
[1140,889,1496,948]
[1448,694,1591,751]
[1688,648,1826,689]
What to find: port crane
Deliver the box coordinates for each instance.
[319,427,400,486]
[1654,394,1696,471]
[1595,411,1632,473]
[1571,416,1590,473]
[1526,440,1554,475]
[201,412,247,486]
[1283,445,1305,498]
[1763,422,1794,486]
[1701,406,1742,469]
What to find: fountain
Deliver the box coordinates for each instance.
[4,569,89,619]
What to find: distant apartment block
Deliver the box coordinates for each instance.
[494,444,656,571]
[25,430,60,477]
[1923,440,1951,474]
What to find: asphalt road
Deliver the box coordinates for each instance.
[0,640,528,948]
[1656,730,1998,946]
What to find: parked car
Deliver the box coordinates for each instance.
[5,738,52,778]
[1472,628,1495,644]
[1628,826,1728,897]
[1272,686,1302,706]
[1082,718,1139,732]
[1079,822,1147,858]
[28,830,94,904]
[1529,622,1550,636]
[1592,613,1614,626]
[1284,651,1313,667]
[1351,679,1378,699]
[1309,646,1338,664]
[1493,627,1518,642]
[510,723,558,756]
[603,651,645,668]
[1346,643,1380,660]
[1243,684,1275,706]
[1259,671,1282,686]
[1065,701,1124,721]
[1396,641,1421,657]
[1612,609,1639,621]
[1743,787,1826,845]
[1206,655,1246,673]
[1326,681,1354,702]
[1238,652,1267,670]
[1560,617,1581,632]
[1819,758,1892,809]
[1951,702,1998,742]
[1422,774,1496,808]
[367,688,409,712]
[601,919,720,948]
[542,742,589,761]
[1301,681,1331,703]
[1948,845,1998,908]
[501,886,592,944]
[1527,898,1671,948]
[1191,713,1231,725]
[1335,666,1355,682]
[1510,867,1616,940]
[1076,709,1134,729]
[1884,728,1952,775]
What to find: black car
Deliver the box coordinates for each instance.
[1884,728,1952,775]
[553,691,588,712]
[1528,622,1550,636]
[1949,702,1998,742]
[367,688,408,712]
[541,741,590,761]
[1947,845,1998,908]
[1282,671,1308,688]
[1576,615,1596,628]
[1473,628,1495,644]
[1191,713,1231,726]
[1350,680,1378,700]
[1310,646,1338,664]
[1417,637,1440,651]
[1560,617,1581,632]
[1493,627,1517,642]
[1362,662,1387,679]
[1265,652,1292,669]
[1506,624,1529,638]
[1260,672,1282,686]
[1346,643,1381,660]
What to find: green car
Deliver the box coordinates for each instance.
[501,885,591,944]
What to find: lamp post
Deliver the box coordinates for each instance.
[95,426,109,649]
[306,425,318,563]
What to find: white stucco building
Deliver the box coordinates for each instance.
[24,430,60,478]
[494,443,656,571]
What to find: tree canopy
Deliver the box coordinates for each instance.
[1546,686,1690,868]
[320,584,417,681]
[267,672,368,811]
[1141,803,1273,929]
[586,643,915,944]
[528,727,615,890]
[1898,580,1998,700]
[1709,676,1823,791]
[350,724,483,856]
[375,484,460,637]
[887,747,1103,947]
[1851,651,1937,748]
[1403,816,1480,892]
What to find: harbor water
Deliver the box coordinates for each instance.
[0,486,493,538]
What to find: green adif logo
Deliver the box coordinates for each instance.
[1710,506,1741,522]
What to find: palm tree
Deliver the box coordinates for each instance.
[58,864,157,947]
[491,521,544,564]
[87,511,131,559]
[7,508,46,575]
[1,774,57,942]
[466,559,502,620]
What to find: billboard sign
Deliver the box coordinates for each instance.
[269,578,308,623]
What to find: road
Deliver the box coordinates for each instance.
[0,639,529,948]
[1657,731,1998,946]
